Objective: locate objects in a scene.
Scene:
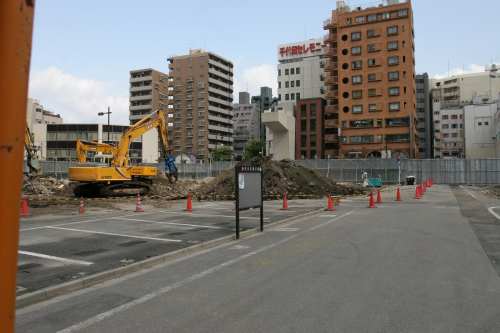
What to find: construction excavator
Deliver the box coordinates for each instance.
[75,139,116,164]
[24,126,40,176]
[69,109,177,197]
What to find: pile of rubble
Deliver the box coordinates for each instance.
[195,158,367,200]
[22,176,71,197]
[148,176,204,200]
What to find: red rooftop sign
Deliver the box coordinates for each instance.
[279,41,323,58]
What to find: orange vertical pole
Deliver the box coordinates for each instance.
[0,1,35,332]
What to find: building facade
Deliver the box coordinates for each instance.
[295,98,326,159]
[45,124,131,161]
[26,98,63,160]
[168,49,234,161]
[233,92,259,158]
[324,0,417,159]
[416,73,432,158]
[129,68,172,163]
[277,39,326,111]
[464,101,499,158]
[431,89,464,158]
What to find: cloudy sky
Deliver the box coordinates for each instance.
[29,0,500,125]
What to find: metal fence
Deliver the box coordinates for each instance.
[36,159,500,185]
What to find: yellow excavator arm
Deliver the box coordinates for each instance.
[25,126,39,175]
[75,139,116,163]
[113,109,170,168]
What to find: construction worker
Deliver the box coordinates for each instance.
[164,149,178,182]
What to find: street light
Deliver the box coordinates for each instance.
[98,106,112,142]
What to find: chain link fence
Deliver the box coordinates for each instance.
[37,159,500,185]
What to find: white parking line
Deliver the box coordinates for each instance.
[113,217,225,230]
[460,185,479,200]
[45,226,182,243]
[18,251,93,266]
[157,210,270,220]
[488,207,500,220]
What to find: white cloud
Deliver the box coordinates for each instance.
[431,64,492,79]
[29,67,129,125]
[234,64,277,101]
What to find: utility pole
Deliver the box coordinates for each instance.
[98,107,112,142]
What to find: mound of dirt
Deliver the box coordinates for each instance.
[22,176,72,196]
[148,176,203,200]
[195,159,366,200]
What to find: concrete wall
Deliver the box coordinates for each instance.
[142,129,160,163]
[464,103,498,158]
[263,110,295,160]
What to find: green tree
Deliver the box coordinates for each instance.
[211,146,232,161]
[243,140,263,161]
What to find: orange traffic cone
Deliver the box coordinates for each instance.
[326,195,336,211]
[415,185,421,199]
[20,196,30,217]
[135,194,144,212]
[368,191,376,208]
[281,192,289,210]
[79,197,85,214]
[185,192,193,212]
[396,187,401,201]
[376,189,382,204]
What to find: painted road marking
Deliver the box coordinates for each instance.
[460,185,480,200]
[157,210,270,220]
[272,227,300,232]
[18,251,94,266]
[45,226,182,243]
[56,210,354,333]
[488,207,500,220]
[113,217,225,230]
[229,245,250,250]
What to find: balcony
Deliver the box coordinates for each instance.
[326,90,339,99]
[324,119,339,128]
[129,104,152,111]
[208,95,232,108]
[325,76,338,85]
[130,85,152,92]
[323,18,334,29]
[324,134,339,143]
[129,94,152,102]
[130,75,152,83]
[325,105,339,113]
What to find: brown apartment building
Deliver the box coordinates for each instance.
[324,0,417,158]
[168,50,233,161]
[129,68,170,124]
[295,98,326,159]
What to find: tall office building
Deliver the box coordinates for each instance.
[168,49,234,161]
[233,92,259,158]
[324,0,417,158]
[416,73,432,158]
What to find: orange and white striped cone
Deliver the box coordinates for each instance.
[79,197,85,214]
[20,196,30,217]
[326,195,336,211]
[185,193,193,212]
[281,192,289,210]
[368,191,376,208]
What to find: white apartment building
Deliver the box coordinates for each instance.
[431,69,500,108]
[233,92,259,158]
[26,98,63,160]
[277,38,326,111]
[464,100,499,158]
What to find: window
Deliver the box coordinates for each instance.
[389,102,400,111]
[442,124,449,129]
[367,44,377,53]
[368,88,377,97]
[399,9,408,17]
[291,93,295,100]
[291,81,295,88]
[278,94,281,100]
[485,121,489,126]
[285,81,289,88]
[351,31,361,41]
[367,14,377,22]
[278,69,281,76]
[387,41,398,50]
[352,60,362,70]
[388,71,399,81]
[352,90,363,99]
[355,16,365,24]
[388,56,399,66]
[442,115,448,120]
[367,29,377,38]
[387,25,398,35]
[352,75,362,85]
[285,94,289,100]
[285,69,289,75]
[296,80,300,87]
[296,93,300,101]
[388,87,400,96]
[451,124,457,129]
[368,73,377,82]
[369,104,378,112]
[352,105,363,114]
[368,58,377,67]
[351,46,362,55]
[278,81,281,89]
[451,115,458,119]
[452,133,458,138]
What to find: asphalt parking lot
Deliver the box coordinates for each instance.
[17,198,324,295]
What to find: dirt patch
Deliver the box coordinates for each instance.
[195,159,367,200]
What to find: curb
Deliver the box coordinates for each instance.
[16,207,324,309]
